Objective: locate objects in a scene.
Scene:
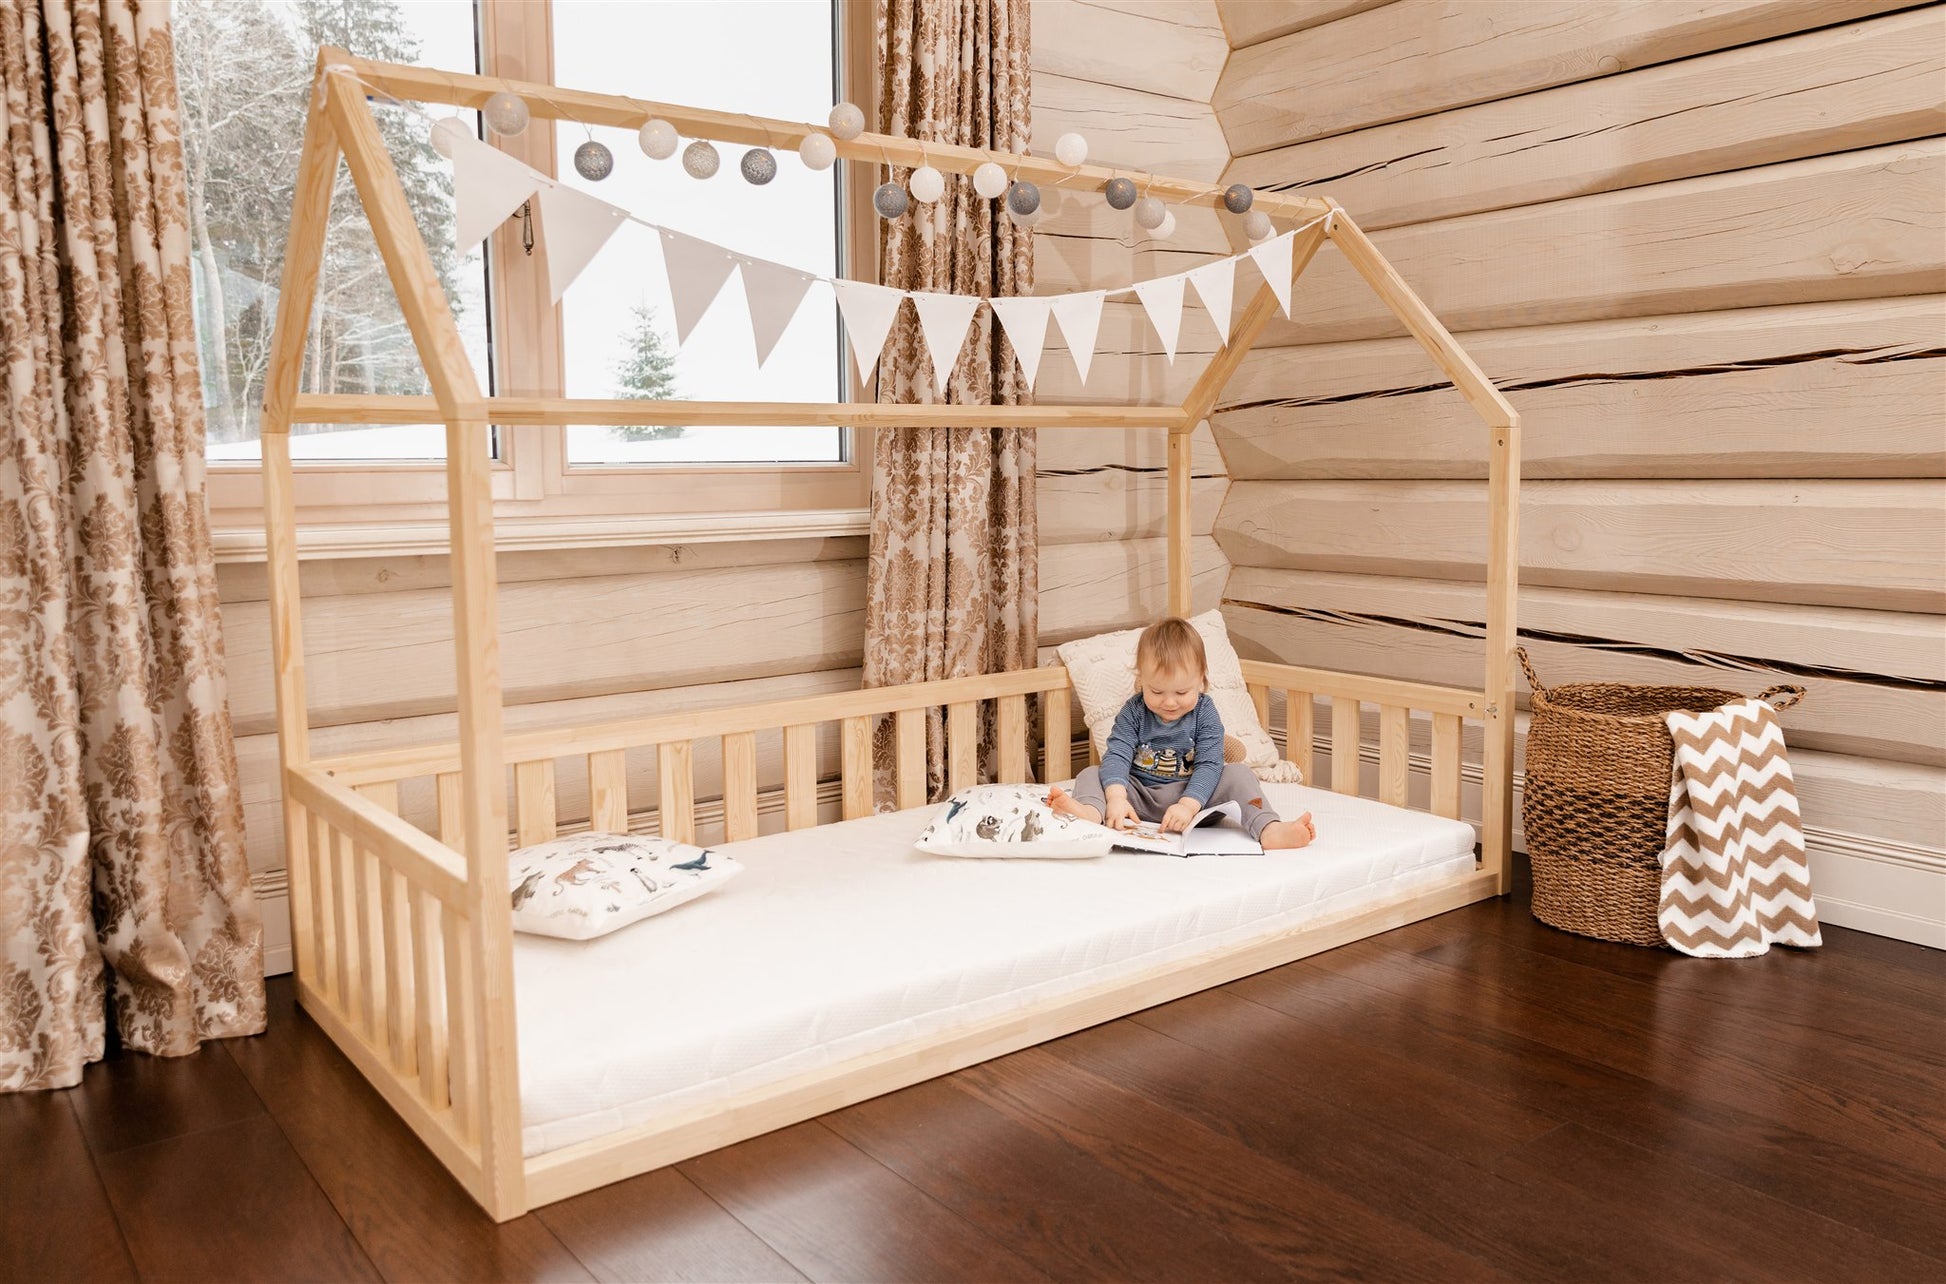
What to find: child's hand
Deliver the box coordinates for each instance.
[1160,798,1201,833]
[1104,796,1138,831]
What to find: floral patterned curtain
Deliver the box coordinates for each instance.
[865,0,1035,798]
[0,1,263,1092]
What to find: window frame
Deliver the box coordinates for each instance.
[203,0,877,547]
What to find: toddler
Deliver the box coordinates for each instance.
[1049,617,1315,849]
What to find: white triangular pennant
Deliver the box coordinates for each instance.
[1185,258,1237,346]
[736,255,818,368]
[536,183,630,304]
[909,292,983,396]
[832,279,907,382]
[1248,230,1298,319]
[1132,271,1188,363]
[452,133,541,251]
[658,227,742,344]
[987,295,1055,390]
[1049,290,1106,385]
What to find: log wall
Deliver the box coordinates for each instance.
[225,1,1237,973]
[1212,1,1946,945]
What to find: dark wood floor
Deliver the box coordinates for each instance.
[8,863,1944,1284]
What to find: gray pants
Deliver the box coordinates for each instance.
[1069,764,1279,841]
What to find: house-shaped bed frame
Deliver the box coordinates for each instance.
[261,49,1522,1221]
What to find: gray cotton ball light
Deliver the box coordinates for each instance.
[1222,183,1255,214]
[1006,181,1040,216]
[1103,177,1136,210]
[573,140,614,181]
[873,181,909,219]
[741,148,778,185]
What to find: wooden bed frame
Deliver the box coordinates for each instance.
[260,49,1523,1221]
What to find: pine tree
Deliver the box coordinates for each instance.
[611,305,683,442]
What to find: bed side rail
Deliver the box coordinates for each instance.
[1239,658,1487,819]
[283,765,491,1203]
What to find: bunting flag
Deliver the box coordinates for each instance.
[988,295,1055,390]
[737,255,818,367]
[536,183,631,303]
[1132,271,1188,363]
[659,227,743,344]
[1248,230,1298,319]
[909,291,984,395]
[1049,290,1106,385]
[1185,258,1237,345]
[452,133,541,251]
[832,279,907,382]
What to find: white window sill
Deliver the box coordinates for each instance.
[209,508,871,563]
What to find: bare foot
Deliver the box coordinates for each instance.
[1260,813,1316,850]
[1047,785,1103,825]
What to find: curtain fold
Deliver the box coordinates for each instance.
[865,0,1036,800]
[1,0,263,1092]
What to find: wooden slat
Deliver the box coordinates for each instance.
[1225,8,1946,231]
[1284,688,1314,782]
[285,802,316,984]
[384,868,415,1077]
[947,702,980,794]
[1260,140,1945,348]
[1430,713,1463,820]
[308,811,337,1003]
[1482,420,1521,894]
[1377,705,1410,808]
[514,760,557,849]
[1248,684,1271,732]
[1331,697,1361,795]
[721,732,760,841]
[436,772,465,849]
[442,905,477,1143]
[291,392,1190,432]
[997,696,1029,785]
[783,725,818,831]
[1042,691,1071,785]
[1214,0,1911,155]
[343,53,1329,221]
[1215,297,1946,481]
[357,781,406,1070]
[1219,478,1946,612]
[658,740,697,844]
[355,841,385,1044]
[331,828,359,1028]
[841,716,874,820]
[587,749,629,834]
[413,888,447,1109]
[895,708,928,809]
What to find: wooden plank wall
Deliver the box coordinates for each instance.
[1210,0,1946,945]
[222,0,1235,973]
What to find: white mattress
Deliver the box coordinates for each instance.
[513,781,1477,1157]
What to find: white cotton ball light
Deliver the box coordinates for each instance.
[908,164,945,203]
[483,91,529,137]
[1153,209,1177,240]
[972,161,1008,199]
[429,116,470,158]
[1243,210,1274,242]
[682,139,720,179]
[1132,196,1166,229]
[828,102,866,140]
[799,131,837,170]
[638,119,679,160]
[1054,132,1088,167]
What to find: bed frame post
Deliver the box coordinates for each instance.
[257,54,343,993]
[1166,426,1194,618]
[1324,208,1523,893]
[319,52,527,1218]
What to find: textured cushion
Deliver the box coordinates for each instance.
[914,784,1116,858]
[1055,609,1301,783]
[509,833,742,940]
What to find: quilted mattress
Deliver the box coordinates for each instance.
[512,780,1477,1157]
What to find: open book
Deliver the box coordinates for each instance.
[1111,799,1264,857]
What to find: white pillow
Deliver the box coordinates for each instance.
[914,783,1116,858]
[508,832,741,940]
[1055,609,1301,783]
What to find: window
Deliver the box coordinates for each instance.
[184,0,874,544]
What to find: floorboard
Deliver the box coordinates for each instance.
[11,858,1944,1283]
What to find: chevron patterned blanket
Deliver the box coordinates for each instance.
[1659,698,1821,958]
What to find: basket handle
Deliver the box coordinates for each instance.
[1513,646,1546,699]
[1756,684,1807,711]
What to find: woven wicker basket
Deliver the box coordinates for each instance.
[1516,648,1805,946]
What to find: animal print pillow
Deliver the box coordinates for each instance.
[508,832,742,940]
[914,784,1117,859]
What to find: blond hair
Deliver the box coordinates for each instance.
[1134,616,1207,683]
